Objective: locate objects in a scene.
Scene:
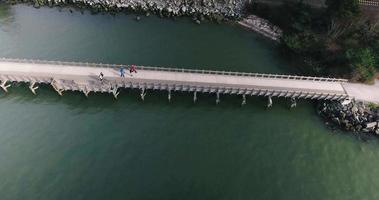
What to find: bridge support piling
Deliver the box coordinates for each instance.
[112,87,119,99]
[241,94,246,106]
[54,88,63,96]
[51,80,63,96]
[290,97,297,108]
[85,90,90,97]
[193,91,197,103]
[29,82,38,95]
[140,88,146,101]
[82,88,90,97]
[80,85,89,97]
[168,90,171,102]
[0,80,11,93]
[267,96,273,108]
[216,92,220,104]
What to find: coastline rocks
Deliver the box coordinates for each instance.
[238,15,282,41]
[14,0,244,19]
[318,100,379,135]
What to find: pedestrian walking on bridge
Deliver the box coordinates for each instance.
[120,67,125,77]
[99,72,104,83]
[129,65,137,77]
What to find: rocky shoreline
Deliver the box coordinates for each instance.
[5,0,244,21]
[238,15,282,41]
[318,100,379,135]
[4,1,284,40]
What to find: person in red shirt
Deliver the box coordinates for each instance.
[129,65,137,76]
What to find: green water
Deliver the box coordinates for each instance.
[1,4,379,200]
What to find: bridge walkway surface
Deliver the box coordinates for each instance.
[0,58,376,103]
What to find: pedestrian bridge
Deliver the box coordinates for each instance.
[0,58,351,105]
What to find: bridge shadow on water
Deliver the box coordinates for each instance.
[0,83,318,116]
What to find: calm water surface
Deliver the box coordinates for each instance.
[1,4,379,200]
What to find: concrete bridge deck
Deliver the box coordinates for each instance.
[0,58,360,104]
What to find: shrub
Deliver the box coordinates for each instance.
[346,48,377,81]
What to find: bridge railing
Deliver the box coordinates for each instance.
[359,0,379,6]
[0,57,348,82]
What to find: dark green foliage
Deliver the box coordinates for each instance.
[346,48,377,81]
[325,0,360,18]
[283,30,321,54]
[248,0,377,82]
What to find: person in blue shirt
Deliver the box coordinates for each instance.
[120,67,125,77]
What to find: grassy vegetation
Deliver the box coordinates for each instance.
[246,0,379,82]
[368,102,379,109]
